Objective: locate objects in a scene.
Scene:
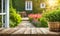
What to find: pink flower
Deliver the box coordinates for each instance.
[28,14,42,19]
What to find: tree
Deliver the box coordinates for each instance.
[46,0,60,11]
[11,0,47,13]
[32,0,46,13]
[12,0,25,11]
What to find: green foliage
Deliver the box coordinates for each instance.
[26,11,33,14]
[9,0,22,27]
[29,18,33,22]
[0,22,2,27]
[12,0,25,11]
[32,21,41,27]
[32,0,45,13]
[39,17,48,27]
[0,16,2,27]
[10,7,22,27]
[11,0,46,14]
[43,9,60,22]
[31,17,48,27]
[0,16,2,22]
[9,20,16,27]
[29,17,48,27]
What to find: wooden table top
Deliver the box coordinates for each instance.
[0,28,60,36]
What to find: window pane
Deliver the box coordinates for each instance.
[3,0,5,13]
[0,0,1,13]
[25,1,32,10]
[27,2,29,10]
[25,1,27,10]
[40,3,45,8]
[29,2,31,9]
[30,1,32,10]
[0,15,5,28]
[0,0,5,28]
[0,0,5,13]
[2,15,5,27]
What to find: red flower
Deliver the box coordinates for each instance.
[28,14,42,19]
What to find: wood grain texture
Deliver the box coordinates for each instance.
[0,28,4,31]
[13,28,26,34]
[0,28,60,35]
[0,28,10,34]
[2,28,19,34]
[24,28,31,34]
[31,28,38,34]
[36,28,43,34]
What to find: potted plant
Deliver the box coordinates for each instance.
[43,10,60,32]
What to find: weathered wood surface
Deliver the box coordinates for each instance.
[0,28,60,35]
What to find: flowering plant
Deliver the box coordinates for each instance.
[28,14,42,18]
[28,14,42,21]
[28,14,48,27]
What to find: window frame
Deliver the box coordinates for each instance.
[25,1,32,10]
[0,0,9,28]
[40,3,46,8]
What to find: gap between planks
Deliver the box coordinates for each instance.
[0,28,19,34]
[0,28,60,34]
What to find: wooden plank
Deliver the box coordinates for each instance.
[13,28,26,34]
[43,28,60,35]
[0,28,4,31]
[36,28,43,34]
[24,28,31,34]
[0,28,60,35]
[0,28,10,34]
[31,28,37,34]
[1,28,19,34]
[40,28,48,34]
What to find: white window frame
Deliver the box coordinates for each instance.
[25,1,32,10]
[40,3,46,8]
[0,0,9,28]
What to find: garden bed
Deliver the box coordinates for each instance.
[28,14,48,27]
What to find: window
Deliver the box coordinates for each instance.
[40,3,46,8]
[0,0,9,28]
[0,0,6,28]
[25,1,32,10]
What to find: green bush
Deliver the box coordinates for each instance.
[12,0,25,11]
[43,9,60,22]
[32,21,41,27]
[10,7,22,27]
[10,0,22,27]
[0,16,2,27]
[39,17,48,27]
[31,17,48,27]
[28,14,48,27]
[10,20,20,27]
[0,22,2,27]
